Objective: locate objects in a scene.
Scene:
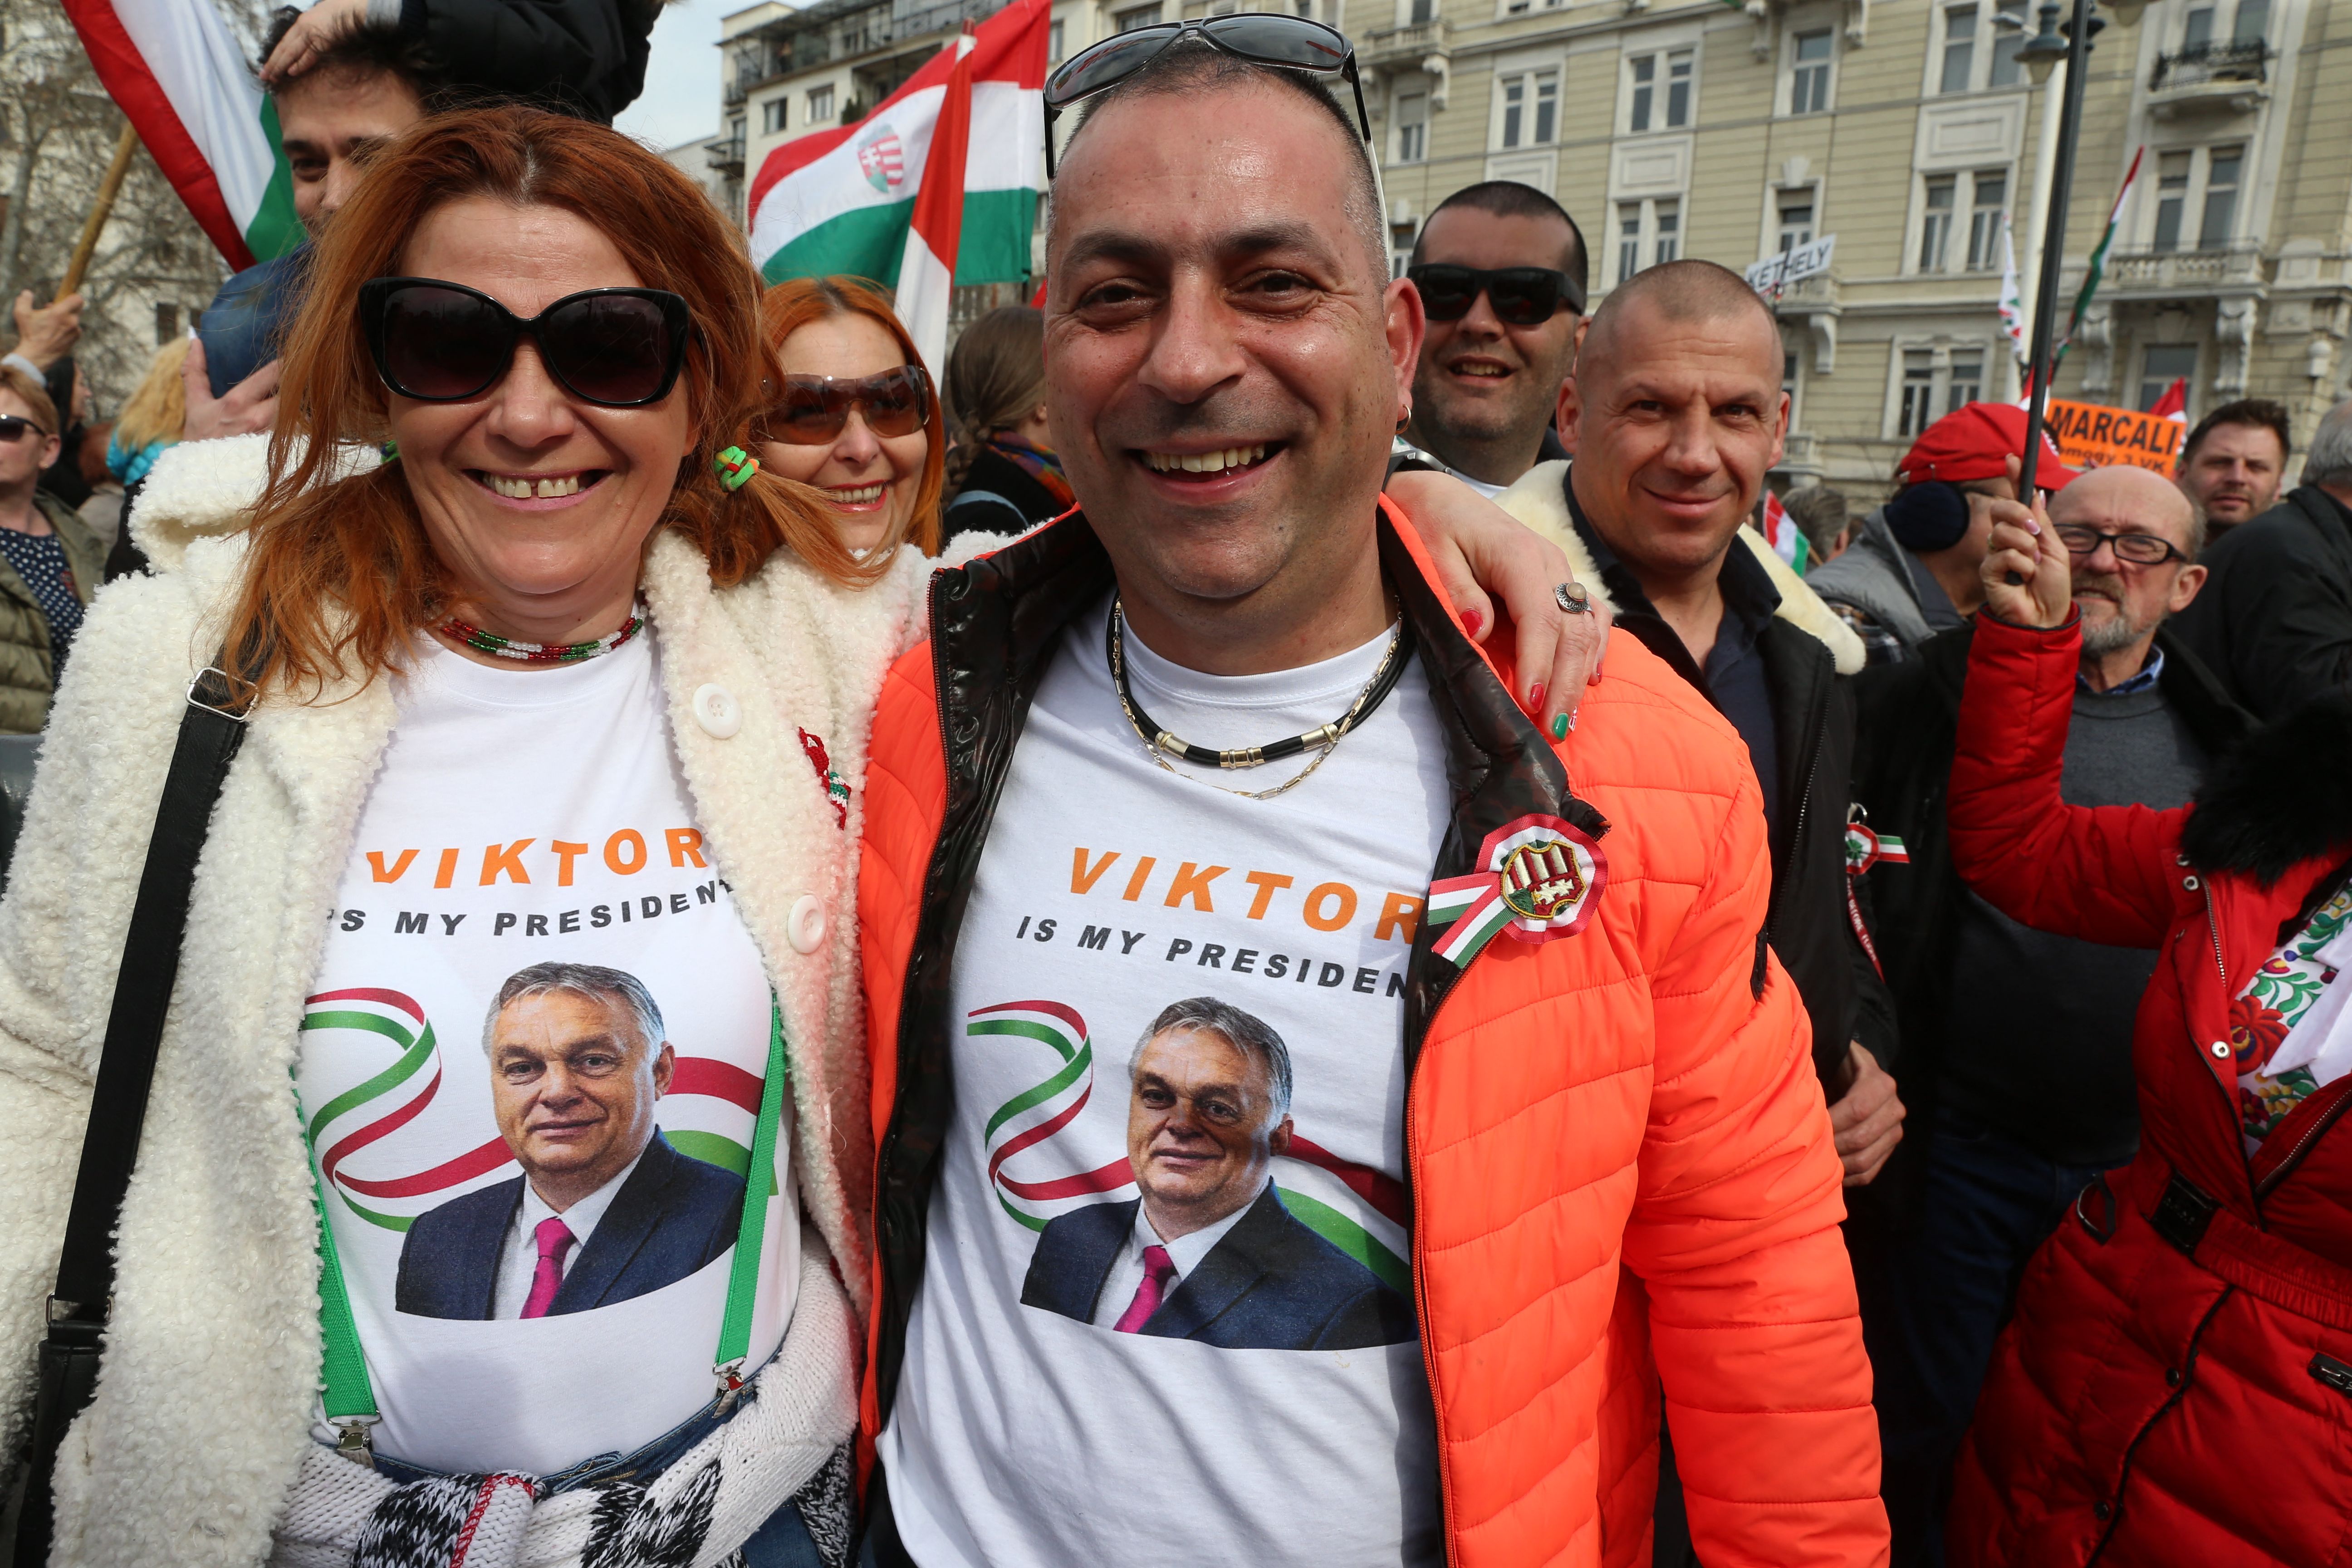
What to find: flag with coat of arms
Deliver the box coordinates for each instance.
[746,0,1049,373]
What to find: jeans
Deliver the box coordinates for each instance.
[1858,1113,2117,1568]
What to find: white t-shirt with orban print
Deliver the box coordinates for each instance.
[880,596,1450,1568]
[299,634,796,1477]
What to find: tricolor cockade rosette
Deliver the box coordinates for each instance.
[1425,814,1608,968]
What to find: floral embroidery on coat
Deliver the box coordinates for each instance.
[2232,883,2352,1147]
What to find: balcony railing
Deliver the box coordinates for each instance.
[2102,245,2264,291]
[706,132,745,176]
[1362,19,1450,66]
[2151,40,2267,91]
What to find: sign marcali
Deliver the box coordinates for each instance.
[1746,235,1837,295]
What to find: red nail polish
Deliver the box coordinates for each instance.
[1528,682,1545,713]
[1461,608,1483,639]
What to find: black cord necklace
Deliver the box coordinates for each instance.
[1106,597,1414,799]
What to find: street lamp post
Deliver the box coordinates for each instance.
[2014,0,2092,498]
[2010,0,2145,492]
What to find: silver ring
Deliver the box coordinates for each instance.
[1554,581,1592,615]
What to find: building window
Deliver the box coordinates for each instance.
[1113,3,1161,30]
[762,97,787,134]
[1048,19,1064,63]
[2232,0,2270,44]
[1391,217,1418,280]
[1966,170,2006,271]
[1789,29,1833,114]
[1941,5,1977,92]
[1410,0,1435,21]
[1616,197,1681,283]
[2139,344,2199,409]
[2151,149,2190,251]
[1393,89,1427,162]
[1497,69,1558,148]
[1628,48,1694,132]
[2182,1,2215,49]
[1919,176,1957,272]
[1899,352,1937,437]
[1778,191,1815,253]
[2200,144,2242,248]
[1946,353,1984,412]
[1989,0,2027,84]
[808,83,834,122]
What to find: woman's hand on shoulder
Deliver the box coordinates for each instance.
[1386,468,1611,740]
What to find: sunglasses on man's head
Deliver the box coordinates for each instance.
[359,278,691,408]
[762,367,932,446]
[1406,265,1585,326]
[1043,15,1371,177]
[0,415,49,444]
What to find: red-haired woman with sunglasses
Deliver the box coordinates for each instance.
[0,106,939,1568]
[757,277,945,562]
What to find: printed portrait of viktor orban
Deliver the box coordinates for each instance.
[1020,996,1414,1350]
[395,961,746,1320]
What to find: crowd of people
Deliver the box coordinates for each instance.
[2,5,2351,1568]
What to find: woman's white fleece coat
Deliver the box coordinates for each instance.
[0,436,961,1566]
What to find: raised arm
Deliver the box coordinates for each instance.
[1948,491,2183,946]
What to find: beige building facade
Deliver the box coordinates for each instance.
[1358,0,2352,495]
[709,0,2352,495]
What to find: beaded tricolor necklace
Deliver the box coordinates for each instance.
[437,603,647,664]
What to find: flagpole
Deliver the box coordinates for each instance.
[58,123,139,299]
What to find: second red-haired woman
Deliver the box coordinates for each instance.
[757,277,944,562]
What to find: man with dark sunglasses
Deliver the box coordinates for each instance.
[855,33,1885,1568]
[1397,182,1587,497]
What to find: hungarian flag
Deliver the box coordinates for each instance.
[2150,377,2188,422]
[61,0,301,272]
[1762,489,1809,574]
[2059,147,2144,362]
[747,0,1048,371]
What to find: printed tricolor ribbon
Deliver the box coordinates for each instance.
[1425,815,1608,968]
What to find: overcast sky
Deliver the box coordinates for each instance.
[616,0,739,153]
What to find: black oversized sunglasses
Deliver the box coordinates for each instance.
[1407,264,1585,325]
[1043,15,1370,177]
[0,415,49,443]
[359,278,691,407]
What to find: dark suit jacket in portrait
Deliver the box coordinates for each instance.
[1020,1182,1414,1350]
[394,1130,747,1320]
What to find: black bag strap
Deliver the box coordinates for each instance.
[49,662,255,1326]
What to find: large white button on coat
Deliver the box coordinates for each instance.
[788,895,827,955]
[693,683,742,739]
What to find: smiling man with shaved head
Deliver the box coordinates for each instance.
[1847,458,2248,1561]
[856,45,1884,1568]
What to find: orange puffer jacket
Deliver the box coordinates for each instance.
[856,505,1887,1566]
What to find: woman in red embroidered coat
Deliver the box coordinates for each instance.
[1940,495,2352,1567]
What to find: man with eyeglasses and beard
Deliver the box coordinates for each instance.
[1393,182,1587,496]
[1847,463,2248,1563]
[854,20,1885,1568]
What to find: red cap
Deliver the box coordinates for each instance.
[1896,402,2081,490]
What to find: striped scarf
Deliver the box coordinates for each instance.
[986,433,1074,512]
